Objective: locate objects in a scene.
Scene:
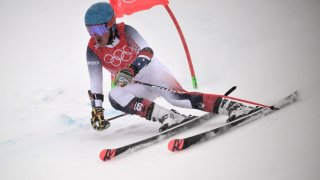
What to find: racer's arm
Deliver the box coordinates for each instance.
[87,46,109,131]
[114,25,154,87]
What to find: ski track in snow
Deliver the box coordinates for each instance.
[1,0,320,180]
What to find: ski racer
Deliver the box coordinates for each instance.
[85,2,270,131]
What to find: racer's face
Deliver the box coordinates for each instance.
[93,32,110,47]
[86,23,112,47]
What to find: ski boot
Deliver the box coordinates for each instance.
[214,97,262,125]
[150,104,190,132]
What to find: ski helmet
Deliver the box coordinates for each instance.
[85,2,115,26]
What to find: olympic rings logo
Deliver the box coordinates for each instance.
[103,46,135,67]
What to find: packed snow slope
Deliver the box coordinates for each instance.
[1,0,320,179]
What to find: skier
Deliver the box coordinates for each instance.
[85,2,270,131]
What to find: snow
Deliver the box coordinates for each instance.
[1,0,320,179]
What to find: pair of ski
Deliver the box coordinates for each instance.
[100,91,299,161]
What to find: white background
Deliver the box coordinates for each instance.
[1,0,320,179]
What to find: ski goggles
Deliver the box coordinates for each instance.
[86,16,116,36]
[86,24,109,36]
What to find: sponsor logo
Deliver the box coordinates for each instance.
[87,61,100,65]
[115,0,137,5]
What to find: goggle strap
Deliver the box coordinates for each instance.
[106,16,116,29]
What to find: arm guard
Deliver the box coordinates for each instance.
[129,47,154,76]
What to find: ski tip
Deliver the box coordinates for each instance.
[168,139,184,152]
[99,149,116,161]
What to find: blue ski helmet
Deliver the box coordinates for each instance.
[85,2,115,26]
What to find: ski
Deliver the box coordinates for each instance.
[168,91,299,152]
[99,86,237,161]
[99,113,216,161]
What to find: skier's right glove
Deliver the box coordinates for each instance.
[91,107,110,131]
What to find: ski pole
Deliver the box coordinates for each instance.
[106,113,127,121]
[133,80,188,94]
[134,80,237,96]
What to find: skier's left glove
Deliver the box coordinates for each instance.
[91,107,110,131]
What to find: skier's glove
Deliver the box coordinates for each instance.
[115,68,134,87]
[91,107,110,131]
[115,47,154,87]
